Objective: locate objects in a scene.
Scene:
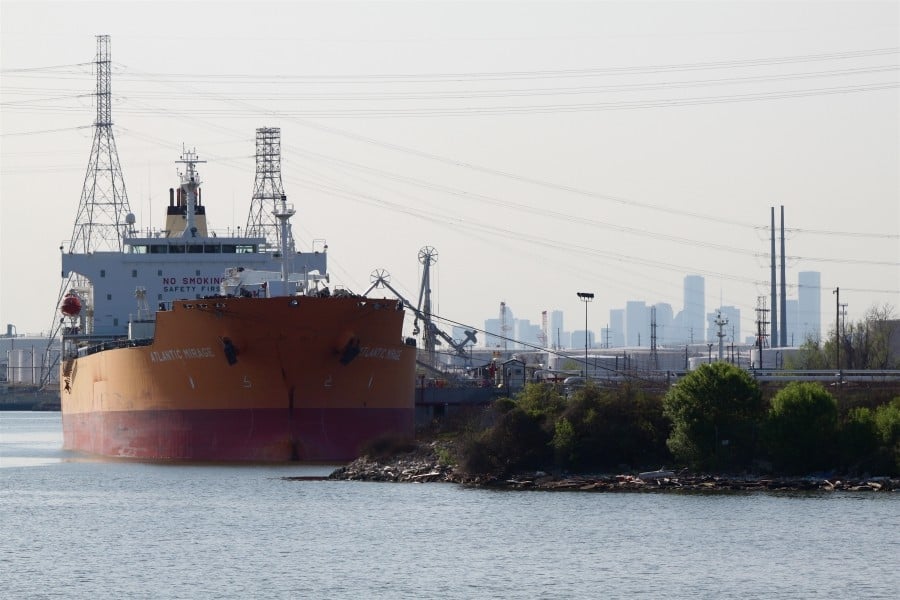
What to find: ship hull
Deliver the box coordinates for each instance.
[61,295,416,462]
[62,406,413,462]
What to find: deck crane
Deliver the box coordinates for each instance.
[363,249,476,367]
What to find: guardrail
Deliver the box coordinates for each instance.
[750,369,900,383]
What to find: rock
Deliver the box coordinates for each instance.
[322,439,900,493]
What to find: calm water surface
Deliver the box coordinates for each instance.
[1,412,898,599]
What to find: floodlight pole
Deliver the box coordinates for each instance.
[577,292,594,379]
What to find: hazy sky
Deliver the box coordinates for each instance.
[2,0,898,343]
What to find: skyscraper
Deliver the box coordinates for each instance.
[625,300,648,346]
[797,271,821,343]
[653,302,674,345]
[549,310,564,349]
[609,309,625,348]
[684,275,705,343]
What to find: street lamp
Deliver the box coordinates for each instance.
[577,292,594,378]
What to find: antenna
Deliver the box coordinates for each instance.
[245,127,289,250]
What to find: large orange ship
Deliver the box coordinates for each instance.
[60,150,416,462]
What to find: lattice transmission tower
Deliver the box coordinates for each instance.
[44,35,131,382]
[245,127,291,251]
[69,34,132,253]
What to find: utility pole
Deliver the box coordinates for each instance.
[833,287,840,370]
[715,310,729,362]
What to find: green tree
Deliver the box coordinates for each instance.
[516,382,566,422]
[874,398,900,474]
[765,382,838,474]
[663,362,764,471]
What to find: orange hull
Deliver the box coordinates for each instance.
[61,295,416,462]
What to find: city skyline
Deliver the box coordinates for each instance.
[476,271,823,351]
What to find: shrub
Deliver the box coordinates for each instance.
[457,407,552,476]
[553,383,669,471]
[663,362,764,471]
[839,407,880,473]
[765,382,838,474]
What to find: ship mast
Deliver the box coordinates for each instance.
[273,195,296,287]
[176,149,206,237]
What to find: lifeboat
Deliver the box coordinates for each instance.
[60,292,82,317]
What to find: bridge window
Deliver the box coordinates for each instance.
[236,245,256,254]
[188,245,204,254]
[169,245,185,254]
[221,245,236,253]
[149,245,168,254]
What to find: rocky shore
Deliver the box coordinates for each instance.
[326,441,898,493]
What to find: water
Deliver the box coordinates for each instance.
[1,413,898,599]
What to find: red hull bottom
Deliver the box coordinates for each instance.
[62,408,413,462]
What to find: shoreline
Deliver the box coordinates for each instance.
[326,441,898,493]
